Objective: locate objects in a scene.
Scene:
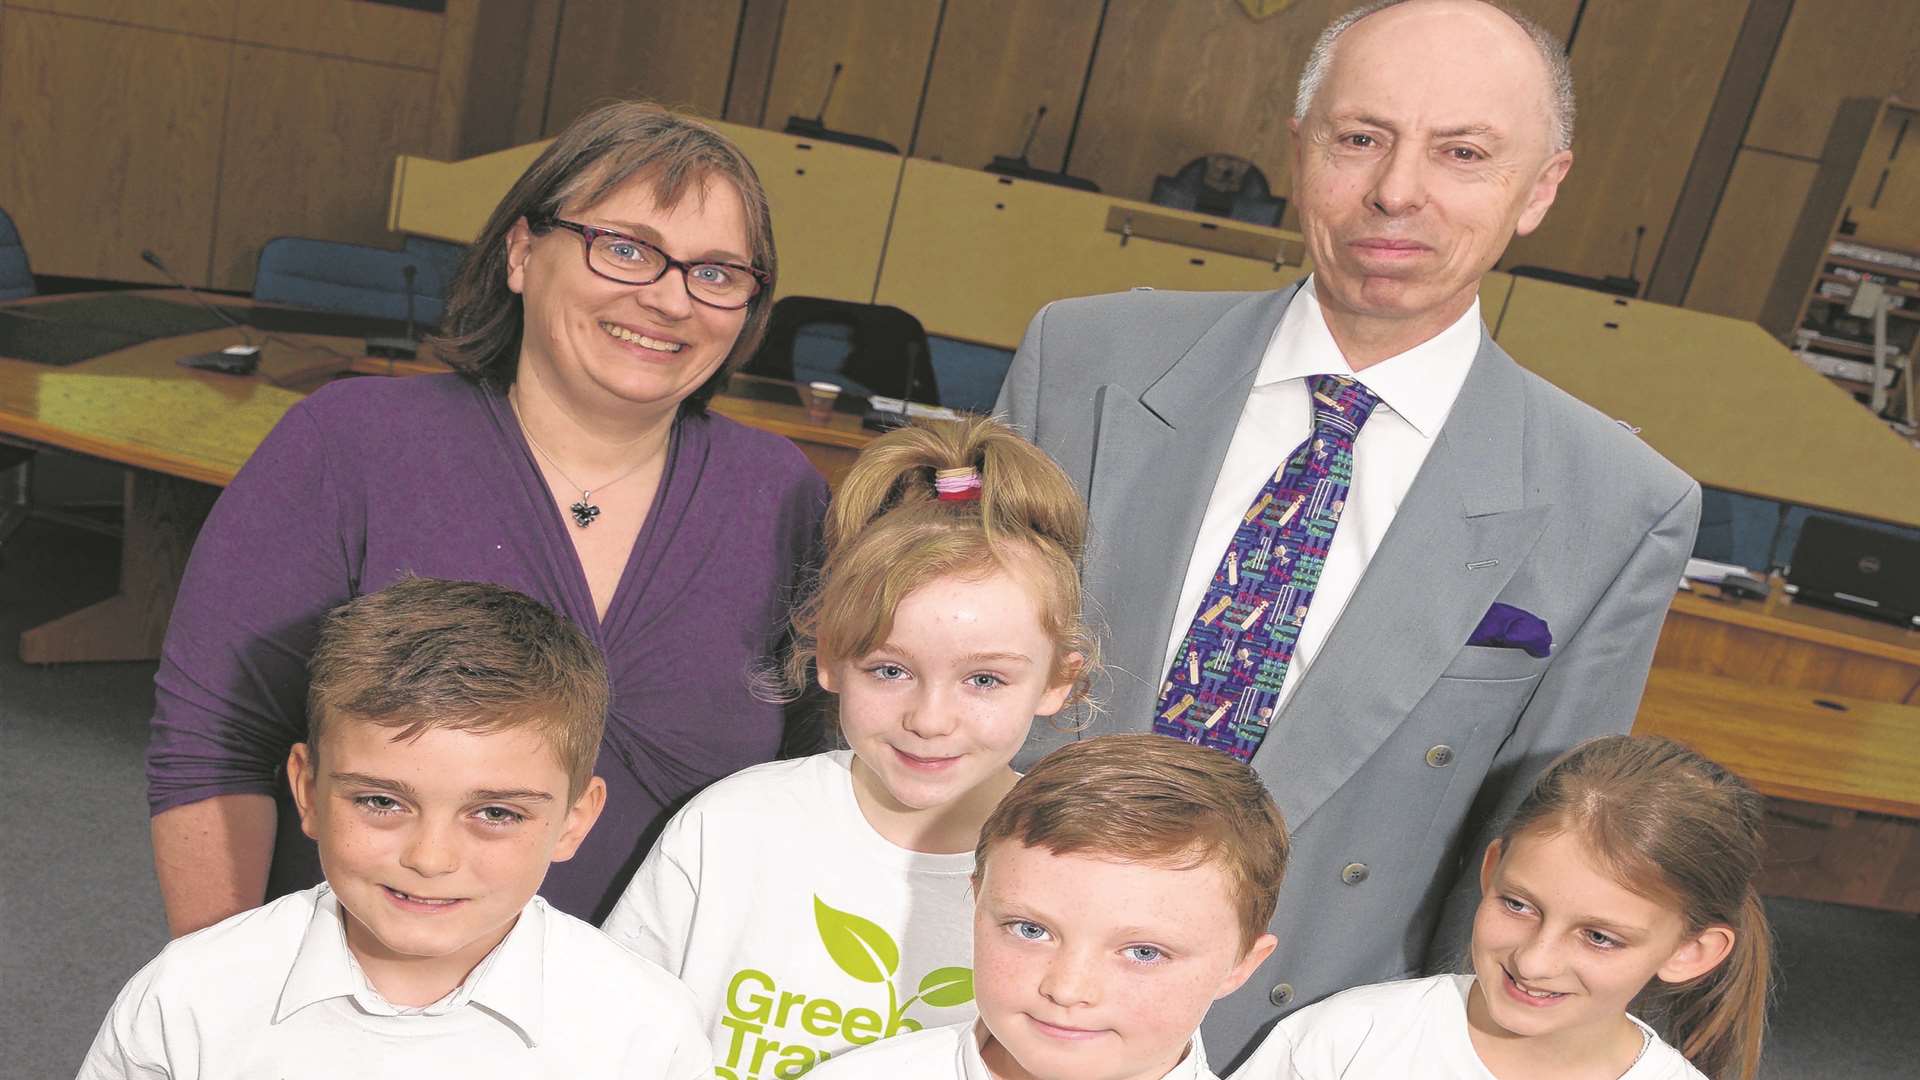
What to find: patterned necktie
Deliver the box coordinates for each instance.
[1154,373,1382,762]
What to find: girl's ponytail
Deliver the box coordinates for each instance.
[1647,888,1772,1080]
[788,416,1095,702]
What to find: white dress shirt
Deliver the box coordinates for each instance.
[77,884,712,1080]
[809,1018,1218,1079]
[1159,276,1482,709]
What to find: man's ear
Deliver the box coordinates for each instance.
[1514,150,1573,237]
[288,743,321,842]
[1478,837,1506,896]
[1657,924,1737,985]
[504,217,535,296]
[1217,932,1279,1000]
[551,776,607,863]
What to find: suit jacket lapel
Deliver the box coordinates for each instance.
[1262,334,1552,832]
[1084,285,1302,722]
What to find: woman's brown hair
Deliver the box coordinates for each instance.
[786,415,1096,707]
[430,101,777,412]
[1500,735,1772,1080]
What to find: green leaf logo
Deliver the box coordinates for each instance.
[814,895,901,984]
[916,966,975,1008]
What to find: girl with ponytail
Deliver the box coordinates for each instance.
[1236,734,1771,1080]
[603,417,1094,1077]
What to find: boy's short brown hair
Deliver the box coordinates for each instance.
[305,577,609,798]
[973,734,1290,952]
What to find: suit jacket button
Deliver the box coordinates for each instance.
[1341,862,1369,885]
[1426,744,1455,768]
[1268,982,1294,1007]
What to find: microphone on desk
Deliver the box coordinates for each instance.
[365,263,419,360]
[139,248,262,375]
[982,102,1100,192]
[811,62,842,128]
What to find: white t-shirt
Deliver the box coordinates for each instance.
[603,751,978,1079]
[810,1018,1219,1080]
[77,883,710,1080]
[1231,974,1705,1080]
[1160,275,1482,708]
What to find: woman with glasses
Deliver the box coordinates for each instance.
[146,102,829,935]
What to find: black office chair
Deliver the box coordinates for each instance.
[1150,155,1286,228]
[747,297,938,405]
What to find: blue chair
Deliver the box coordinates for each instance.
[1693,489,1783,572]
[403,235,468,286]
[252,237,450,326]
[926,336,1013,414]
[0,206,34,556]
[0,206,35,300]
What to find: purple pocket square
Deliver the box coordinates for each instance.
[1468,602,1552,658]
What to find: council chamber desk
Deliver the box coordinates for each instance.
[0,290,869,664]
[1640,582,1920,913]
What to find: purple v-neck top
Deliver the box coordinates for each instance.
[147,373,829,921]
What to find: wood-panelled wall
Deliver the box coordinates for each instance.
[535,0,1782,293]
[0,0,529,289]
[1688,0,1920,323]
[8,0,1920,316]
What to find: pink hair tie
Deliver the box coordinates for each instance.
[934,466,983,502]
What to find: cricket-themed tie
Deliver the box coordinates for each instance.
[1153,373,1382,762]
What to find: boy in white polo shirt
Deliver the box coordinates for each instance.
[78,577,711,1080]
[808,734,1291,1080]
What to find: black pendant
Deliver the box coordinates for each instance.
[569,498,601,528]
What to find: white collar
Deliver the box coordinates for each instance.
[962,1019,1211,1079]
[1255,275,1483,439]
[274,884,547,1046]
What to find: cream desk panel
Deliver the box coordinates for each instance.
[876,159,1310,349]
[1494,276,1920,529]
[389,121,902,306]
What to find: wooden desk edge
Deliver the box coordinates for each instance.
[1668,588,1920,665]
[1636,670,1920,819]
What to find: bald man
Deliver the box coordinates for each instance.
[997,1,1698,1065]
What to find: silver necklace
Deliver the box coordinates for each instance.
[509,394,653,528]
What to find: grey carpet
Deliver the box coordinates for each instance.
[0,517,1914,1079]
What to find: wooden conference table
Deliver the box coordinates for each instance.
[1639,581,1920,913]
[0,290,868,664]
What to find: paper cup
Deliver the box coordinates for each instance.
[805,381,842,422]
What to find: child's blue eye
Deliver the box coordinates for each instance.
[1124,945,1165,964]
[1581,929,1620,950]
[1500,896,1532,916]
[476,806,526,827]
[966,673,1004,690]
[867,663,910,681]
[354,795,404,815]
[1008,920,1049,942]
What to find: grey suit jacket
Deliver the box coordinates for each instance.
[995,283,1700,1071]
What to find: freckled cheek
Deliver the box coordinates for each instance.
[1152,970,1225,1032]
[970,945,1036,1015]
[318,821,401,872]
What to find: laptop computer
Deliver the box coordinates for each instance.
[1783,516,1920,628]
